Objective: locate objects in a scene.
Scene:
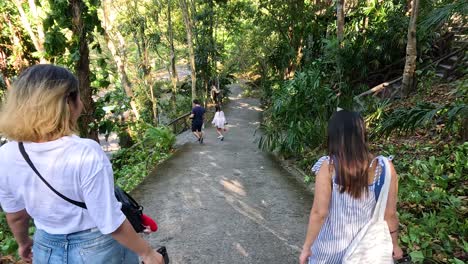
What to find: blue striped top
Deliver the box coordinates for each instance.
[308,155,388,263]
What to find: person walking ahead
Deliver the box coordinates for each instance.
[299,110,403,264]
[0,64,163,264]
[212,104,227,141]
[190,99,205,144]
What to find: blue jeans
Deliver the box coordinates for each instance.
[33,228,139,264]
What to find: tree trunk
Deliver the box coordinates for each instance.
[149,81,158,126]
[336,0,345,44]
[402,0,420,96]
[3,13,28,77]
[290,0,305,77]
[70,0,98,142]
[101,0,140,120]
[12,0,47,63]
[27,0,46,52]
[168,0,178,104]
[180,0,196,101]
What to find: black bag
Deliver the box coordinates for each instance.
[114,186,145,233]
[18,142,145,233]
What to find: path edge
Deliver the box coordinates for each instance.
[271,153,315,193]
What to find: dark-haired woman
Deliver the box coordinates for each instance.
[0,64,163,264]
[299,110,403,264]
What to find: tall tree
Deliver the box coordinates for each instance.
[402,0,420,96]
[44,0,103,141]
[256,0,308,79]
[70,0,99,141]
[336,0,345,44]
[101,0,140,120]
[167,0,179,103]
[12,0,47,62]
[179,0,197,100]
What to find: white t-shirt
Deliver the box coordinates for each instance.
[0,135,125,235]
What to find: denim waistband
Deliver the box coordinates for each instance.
[34,228,106,247]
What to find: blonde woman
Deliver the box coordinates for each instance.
[0,64,163,264]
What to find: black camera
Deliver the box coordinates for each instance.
[395,254,412,264]
[157,246,170,264]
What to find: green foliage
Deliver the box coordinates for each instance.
[321,1,408,88]
[419,1,468,33]
[112,124,175,192]
[44,26,67,58]
[0,0,38,79]
[0,212,17,256]
[143,126,176,152]
[159,94,193,120]
[259,68,337,156]
[380,142,468,263]
[0,212,35,260]
[44,0,103,66]
[371,86,467,139]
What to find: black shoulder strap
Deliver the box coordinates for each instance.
[18,142,87,209]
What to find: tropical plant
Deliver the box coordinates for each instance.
[143,125,176,152]
[111,124,175,191]
[379,142,468,263]
[372,98,467,139]
[259,68,337,156]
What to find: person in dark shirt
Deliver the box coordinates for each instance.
[190,99,205,144]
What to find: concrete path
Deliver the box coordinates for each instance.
[132,83,313,264]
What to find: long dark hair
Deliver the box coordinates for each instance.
[327,110,371,199]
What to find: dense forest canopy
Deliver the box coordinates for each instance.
[0,0,467,263]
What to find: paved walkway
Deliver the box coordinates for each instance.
[132,84,313,264]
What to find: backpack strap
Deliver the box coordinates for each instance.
[18,142,87,209]
[371,156,392,222]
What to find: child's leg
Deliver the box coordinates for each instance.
[216,127,223,137]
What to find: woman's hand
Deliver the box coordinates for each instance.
[142,250,164,264]
[299,248,311,264]
[18,237,33,263]
[393,245,403,260]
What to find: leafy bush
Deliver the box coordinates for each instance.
[112,124,175,192]
[143,126,176,152]
[0,212,17,256]
[378,142,468,263]
[370,85,467,139]
[0,211,35,259]
[259,68,337,156]
[159,94,193,121]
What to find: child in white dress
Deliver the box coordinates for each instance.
[212,105,226,141]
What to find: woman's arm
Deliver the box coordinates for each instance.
[300,162,332,264]
[6,209,33,263]
[111,220,163,264]
[384,161,403,259]
[79,148,164,263]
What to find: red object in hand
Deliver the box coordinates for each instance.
[141,214,158,232]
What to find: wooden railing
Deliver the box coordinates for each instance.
[167,108,216,135]
[167,112,192,135]
[355,44,467,99]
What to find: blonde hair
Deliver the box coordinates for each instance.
[0,64,79,142]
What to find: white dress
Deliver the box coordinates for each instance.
[212,111,226,128]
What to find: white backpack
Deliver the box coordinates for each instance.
[342,157,394,264]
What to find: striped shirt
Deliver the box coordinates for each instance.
[308,156,388,263]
